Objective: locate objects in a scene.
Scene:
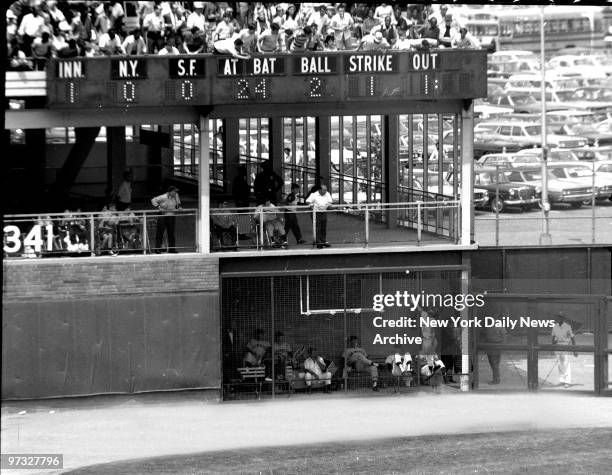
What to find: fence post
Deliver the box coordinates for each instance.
[417,201,422,245]
[89,214,95,256]
[495,170,500,247]
[142,213,148,254]
[258,208,264,249]
[364,204,369,247]
[312,209,316,247]
[591,162,596,245]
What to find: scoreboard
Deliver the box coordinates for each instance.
[47,50,487,109]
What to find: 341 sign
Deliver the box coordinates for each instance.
[3,224,54,254]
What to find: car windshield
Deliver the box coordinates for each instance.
[550,150,578,161]
[575,58,596,66]
[476,171,509,184]
[511,95,535,105]
[524,126,542,136]
[595,149,612,160]
[514,155,539,164]
[566,167,593,178]
[556,90,575,101]
[523,171,542,181]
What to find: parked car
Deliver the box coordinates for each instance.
[410,169,489,208]
[514,147,579,162]
[474,120,588,156]
[487,93,568,114]
[473,166,539,212]
[547,162,612,200]
[506,168,593,208]
[569,146,612,162]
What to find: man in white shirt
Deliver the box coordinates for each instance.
[18,8,45,55]
[237,23,258,54]
[551,312,577,388]
[357,31,389,52]
[122,29,147,55]
[98,29,124,55]
[157,36,180,55]
[143,3,165,53]
[330,4,354,51]
[186,3,206,31]
[151,186,181,253]
[306,184,333,248]
[303,347,333,392]
[213,37,250,59]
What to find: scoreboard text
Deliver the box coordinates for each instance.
[48,50,487,108]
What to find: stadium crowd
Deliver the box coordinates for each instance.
[7,1,483,70]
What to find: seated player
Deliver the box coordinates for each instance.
[385,345,413,387]
[303,347,334,392]
[243,328,271,370]
[343,336,379,391]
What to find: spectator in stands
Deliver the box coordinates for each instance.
[273,331,295,379]
[362,9,378,36]
[283,4,300,34]
[211,201,238,249]
[309,4,330,38]
[213,37,249,59]
[98,29,123,55]
[57,38,79,58]
[243,328,271,368]
[232,165,251,208]
[254,8,270,36]
[357,31,388,53]
[283,28,294,51]
[118,207,142,250]
[237,22,258,54]
[452,27,481,49]
[114,170,133,211]
[306,23,325,51]
[94,3,111,35]
[372,15,397,46]
[69,208,89,250]
[304,347,333,392]
[46,0,68,35]
[143,3,165,54]
[7,10,19,41]
[98,204,119,256]
[281,183,306,244]
[31,31,52,69]
[271,5,285,29]
[253,199,287,248]
[343,336,379,391]
[122,29,147,55]
[8,38,33,71]
[393,29,414,50]
[374,3,395,25]
[18,7,45,56]
[290,25,312,52]
[306,184,333,248]
[164,2,184,33]
[181,27,207,54]
[393,5,410,34]
[254,161,283,204]
[330,4,354,51]
[438,14,459,48]
[186,2,206,32]
[323,34,337,51]
[257,22,282,53]
[158,35,180,55]
[108,0,125,33]
[419,16,440,44]
[405,20,420,40]
[213,10,235,42]
[151,185,181,253]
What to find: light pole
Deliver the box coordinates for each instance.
[539,6,551,245]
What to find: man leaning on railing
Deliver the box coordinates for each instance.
[151,186,181,254]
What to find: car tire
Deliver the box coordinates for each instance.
[570,201,582,209]
[490,197,504,213]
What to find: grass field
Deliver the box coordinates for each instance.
[66,428,612,474]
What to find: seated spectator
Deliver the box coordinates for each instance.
[343,336,379,391]
[452,27,481,49]
[98,204,119,255]
[273,331,297,378]
[258,22,282,53]
[357,31,389,53]
[211,201,238,249]
[182,27,207,54]
[303,347,334,392]
[117,207,141,250]
[385,345,413,387]
[418,306,446,390]
[213,37,250,59]
[158,35,180,55]
[98,29,123,55]
[243,328,271,370]
[122,29,147,55]
[253,199,287,248]
[69,208,89,250]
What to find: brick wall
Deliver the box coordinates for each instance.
[3,254,219,301]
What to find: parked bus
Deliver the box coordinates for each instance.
[464,6,606,54]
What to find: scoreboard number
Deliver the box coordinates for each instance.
[308,77,323,98]
[236,78,269,100]
[3,224,54,254]
[122,81,136,102]
[180,80,194,101]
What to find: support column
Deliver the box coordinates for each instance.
[315,116,331,190]
[268,117,284,176]
[460,253,471,391]
[385,115,399,228]
[460,101,474,246]
[198,116,210,254]
[24,128,46,212]
[223,118,240,196]
[106,126,126,202]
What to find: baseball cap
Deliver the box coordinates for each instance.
[193,2,204,9]
[374,31,383,42]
